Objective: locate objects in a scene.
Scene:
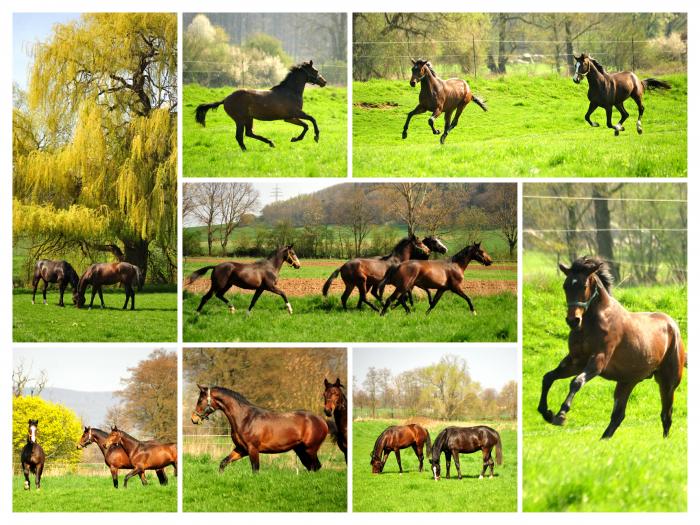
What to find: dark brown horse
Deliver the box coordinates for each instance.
[73,262,142,310]
[188,245,301,314]
[323,378,347,463]
[430,426,502,480]
[538,256,686,439]
[403,59,487,144]
[370,424,431,474]
[573,53,671,136]
[77,426,168,488]
[379,242,493,316]
[32,259,79,307]
[21,419,45,490]
[195,61,327,151]
[102,427,177,487]
[191,385,329,473]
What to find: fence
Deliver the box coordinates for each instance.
[12,461,116,477]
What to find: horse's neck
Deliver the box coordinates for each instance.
[269,252,285,272]
[453,252,472,271]
[276,72,306,97]
[118,434,140,456]
[91,430,110,449]
[391,243,411,262]
[334,395,347,426]
[421,71,441,93]
[587,64,608,88]
[218,394,252,435]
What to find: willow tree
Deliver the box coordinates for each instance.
[13,13,177,282]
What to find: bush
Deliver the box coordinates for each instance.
[183,228,203,257]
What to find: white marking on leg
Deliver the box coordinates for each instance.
[228,305,236,314]
[286,302,293,315]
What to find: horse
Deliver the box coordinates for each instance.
[370,424,431,474]
[195,61,327,151]
[31,259,79,307]
[20,419,45,491]
[323,378,347,463]
[403,59,487,144]
[77,426,168,488]
[379,242,493,316]
[73,262,142,310]
[187,245,301,315]
[191,385,328,473]
[429,426,502,481]
[538,256,686,439]
[572,53,671,136]
[102,426,177,487]
[321,235,431,311]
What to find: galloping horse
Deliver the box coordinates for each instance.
[403,59,487,144]
[370,424,431,474]
[188,245,301,314]
[538,256,685,438]
[323,378,347,463]
[73,262,142,310]
[430,426,502,480]
[31,259,79,307]
[195,61,327,151]
[573,53,671,136]
[21,419,45,491]
[102,427,177,487]
[191,385,329,473]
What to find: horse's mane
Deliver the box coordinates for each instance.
[423,61,438,77]
[583,54,606,74]
[570,256,614,293]
[451,244,476,262]
[213,386,269,413]
[372,426,395,459]
[65,261,80,288]
[381,237,415,260]
[272,63,308,90]
[431,427,449,462]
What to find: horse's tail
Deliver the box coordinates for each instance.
[472,95,488,112]
[134,265,144,291]
[642,78,672,91]
[186,265,217,285]
[494,431,503,465]
[322,267,342,297]
[424,428,432,457]
[195,100,225,127]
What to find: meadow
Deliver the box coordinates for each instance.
[353,73,687,177]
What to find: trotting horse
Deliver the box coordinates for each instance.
[538,256,685,439]
[573,53,671,136]
[370,424,431,474]
[403,59,487,144]
[195,61,327,151]
[323,378,347,463]
[102,427,177,487]
[187,245,301,314]
[191,385,329,473]
[73,262,142,310]
[429,426,502,481]
[21,419,45,491]
[31,259,79,307]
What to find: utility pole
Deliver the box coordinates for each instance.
[271,184,283,202]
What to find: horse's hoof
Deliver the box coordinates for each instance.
[479,475,483,480]
[541,409,554,423]
[552,413,566,426]
[314,135,319,143]
[472,311,477,316]
[24,482,29,490]
[402,131,407,139]
[43,301,47,306]
[590,122,599,127]
[228,306,236,314]
[31,300,35,305]
[637,123,643,134]
[433,129,441,135]
[269,142,275,148]
[614,129,620,136]
[440,135,447,145]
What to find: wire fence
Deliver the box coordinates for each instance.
[12,462,119,477]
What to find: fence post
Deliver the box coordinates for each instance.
[631,37,636,71]
[472,34,477,80]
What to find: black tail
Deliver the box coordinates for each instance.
[195,101,225,127]
[187,265,216,285]
[134,265,144,292]
[322,267,342,297]
[472,95,488,112]
[643,78,672,91]
[495,432,503,465]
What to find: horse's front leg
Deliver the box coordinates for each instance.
[35,463,43,490]
[402,105,426,139]
[285,117,309,142]
[111,467,119,488]
[123,468,139,487]
[552,353,606,426]
[452,451,462,480]
[604,106,623,136]
[428,109,443,135]
[97,286,105,308]
[539,355,581,423]
[219,448,248,473]
[267,284,293,315]
[89,286,98,309]
[42,280,49,305]
[584,101,599,127]
[22,462,30,490]
[298,111,319,142]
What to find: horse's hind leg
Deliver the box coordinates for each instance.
[601,381,637,439]
[402,105,427,139]
[655,350,683,437]
[426,289,445,315]
[297,111,319,142]
[584,101,600,127]
[196,287,215,312]
[123,285,131,310]
[614,102,629,131]
[58,281,66,307]
[111,467,119,488]
[439,109,453,144]
[480,448,490,479]
[285,118,309,142]
[42,280,49,305]
[412,443,424,472]
[31,275,40,304]
[380,289,401,316]
[235,122,246,151]
[246,288,264,313]
[340,283,353,310]
[245,119,275,148]
[215,288,235,313]
[449,103,466,132]
[632,93,645,134]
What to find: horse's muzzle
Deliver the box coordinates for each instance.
[572,75,581,84]
[323,408,332,417]
[191,413,201,425]
[410,80,417,87]
[317,76,327,87]
[566,315,583,330]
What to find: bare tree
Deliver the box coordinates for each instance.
[339,186,375,256]
[187,183,223,256]
[217,183,260,256]
[494,184,518,259]
[13,360,48,397]
[383,183,429,236]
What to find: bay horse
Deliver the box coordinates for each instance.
[370,424,431,474]
[429,426,502,481]
[379,242,493,316]
[31,259,79,307]
[573,53,671,136]
[323,378,347,463]
[73,262,142,310]
[538,256,685,439]
[403,59,487,144]
[77,426,168,488]
[102,426,177,487]
[187,245,301,314]
[21,419,45,490]
[321,236,430,311]
[195,61,327,151]
[191,385,328,473]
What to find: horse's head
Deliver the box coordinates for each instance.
[429,458,441,480]
[191,384,218,424]
[423,236,448,255]
[370,452,384,474]
[27,419,38,444]
[559,256,610,331]
[103,426,124,449]
[77,426,94,449]
[301,60,327,87]
[323,378,344,417]
[72,289,86,308]
[283,245,301,269]
[409,58,431,87]
[468,242,493,266]
[572,53,592,83]
[410,235,431,258]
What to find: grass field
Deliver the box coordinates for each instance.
[353,73,686,177]
[183,83,347,177]
[353,418,517,512]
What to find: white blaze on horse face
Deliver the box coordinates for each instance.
[30,425,37,443]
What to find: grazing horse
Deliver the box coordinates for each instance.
[31,259,79,307]
[379,242,493,316]
[76,426,168,488]
[102,427,177,487]
[188,245,301,315]
[430,426,502,481]
[73,262,142,310]
[323,378,347,463]
[370,424,431,474]
[538,256,686,439]
[195,61,327,151]
[573,53,671,136]
[191,385,329,473]
[403,59,487,144]
[21,419,45,491]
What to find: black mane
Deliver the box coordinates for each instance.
[381,236,415,260]
[570,256,614,292]
[588,56,606,73]
[372,426,395,459]
[213,386,268,413]
[431,427,449,462]
[272,63,308,90]
[451,243,476,263]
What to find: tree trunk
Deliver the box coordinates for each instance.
[592,185,620,281]
[497,14,508,74]
[123,238,150,283]
[564,19,575,76]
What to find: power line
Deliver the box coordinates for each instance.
[525,228,686,233]
[353,38,661,45]
[523,195,687,203]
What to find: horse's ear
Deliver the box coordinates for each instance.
[410,58,416,65]
[197,383,207,393]
[334,377,341,386]
[475,241,481,248]
[288,244,294,249]
[324,378,330,388]
[558,263,571,275]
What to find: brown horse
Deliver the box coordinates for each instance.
[73,262,142,310]
[188,245,300,314]
[538,256,686,439]
[323,378,347,463]
[102,427,177,487]
[573,53,671,136]
[430,426,502,481]
[32,259,79,307]
[21,419,45,491]
[370,424,431,474]
[195,61,327,151]
[191,385,329,473]
[77,426,168,488]
[403,59,487,144]
[379,242,493,316]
